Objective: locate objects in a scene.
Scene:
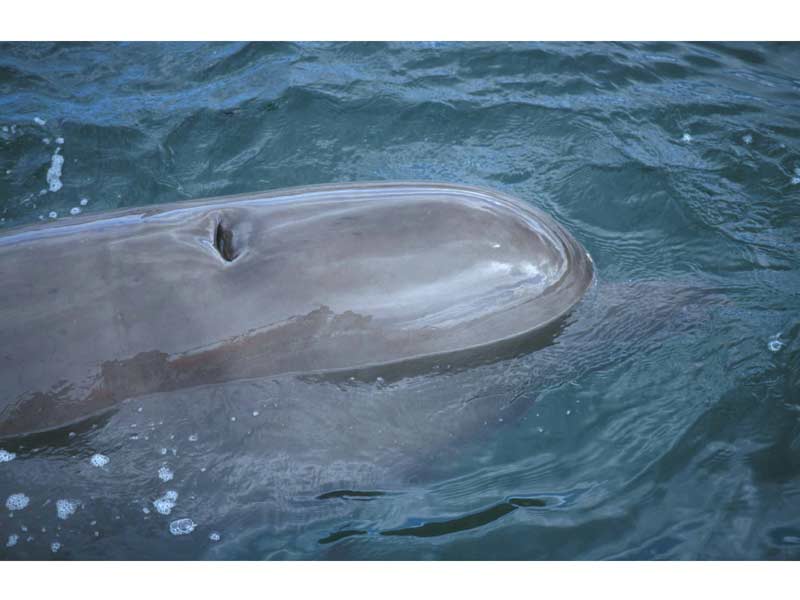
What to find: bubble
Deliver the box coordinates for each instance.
[46,148,64,192]
[768,338,784,352]
[79,198,88,206]
[188,433,198,442]
[160,448,168,456]
[33,117,46,126]
[90,453,109,467]
[42,137,50,144]
[48,211,58,219]
[6,534,18,547]
[6,493,30,511]
[742,134,752,144]
[252,411,259,417]
[169,518,196,536]
[142,507,150,514]
[50,541,61,553]
[158,466,174,482]
[230,416,236,422]
[682,133,692,142]
[69,207,81,216]
[209,532,221,542]
[56,499,79,520]
[0,449,16,463]
[55,137,64,145]
[153,491,178,515]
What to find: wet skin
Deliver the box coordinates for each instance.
[0,182,593,437]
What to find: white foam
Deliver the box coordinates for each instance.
[46,148,64,192]
[55,137,64,145]
[209,532,221,542]
[33,117,46,126]
[56,499,79,520]
[768,338,784,352]
[682,133,692,142]
[169,518,196,536]
[48,211,58,219]
[791,176,800,185]
[153,490,178,515]
[160,447,168,455]
[42,137,50,145]
[188,433,198,442]
[69,207,81,216]
[0,449,16,463]
[142,507,150,514]
[158,466,174,482]
[252,411,259,417]
[79,198,88,206]
[6,493,30,511]
[742,134,752,144]
[90,453,109,467]
[50,541,61,553]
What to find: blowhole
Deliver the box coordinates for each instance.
[214,221,237,262]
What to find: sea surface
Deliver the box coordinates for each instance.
[0,42,799,560]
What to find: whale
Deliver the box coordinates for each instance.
[0,182,724,559]
[0,182,594,439]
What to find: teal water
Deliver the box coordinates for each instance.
[0,42,799,559]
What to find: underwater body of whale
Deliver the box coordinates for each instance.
[0,182,593,438]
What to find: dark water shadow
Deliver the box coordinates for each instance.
[318,495,557,545]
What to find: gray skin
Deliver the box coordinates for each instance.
[0,182,593,438]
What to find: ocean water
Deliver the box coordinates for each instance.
[0,42,799,560]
